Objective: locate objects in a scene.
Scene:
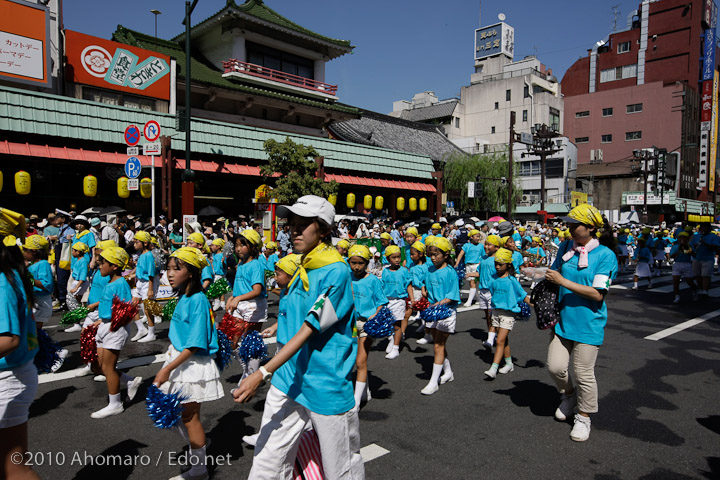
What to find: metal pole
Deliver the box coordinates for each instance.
[151,155,156,225]
[540,149,546,212]
[643,153,648,219]
[507,111,515,219]
[184,1,192,174]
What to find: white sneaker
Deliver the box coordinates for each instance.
[242,433,259,447]
[138,333,156,343]
[385,349,400,360]
[498,363,514,374]
[131,329,148,341]
[50,349,69,373]
[94,375,106,382]
[126,376,142,401]
[631,285,638,291]
[673,295,680,304]
[416,334,433,345]
[77,364,92,376]
[570,414,591,442]
[439,372,454,384]
[482,340,493,350]
[64,324,82,333]
[420,383,439,395]
[463,300,473,307]
[154,316,163,324]
[91,404,124,419]
[385,338,394,354]
[483,368,497,379]
[555,393,577,421]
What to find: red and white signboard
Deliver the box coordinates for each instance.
[144,120,161,142]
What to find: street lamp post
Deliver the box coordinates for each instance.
[181,0,199,218]
[150,9,161,38]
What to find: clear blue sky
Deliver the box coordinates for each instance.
[64,0,641,113]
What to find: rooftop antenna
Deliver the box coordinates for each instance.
[611,5,621,31]
[479,0,481,27]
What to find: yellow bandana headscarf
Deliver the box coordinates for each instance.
[469,229,480,237]
[240,229,263,248]
[411,240,426,254]
[101,247,129,269]
[384,245,401,257]
[380,233,392,241]
[431,223,442,230]
[289,242,344,291]
[211,238,226,248]
[425,235,437,247]
[264,241,278,250]
[486,235,503,247]
[431,237,452,252]
[567,204,604,228]
[532,236,541,244]
[495,248,513,264]
[0,207,26,247]
[337,239,350,250]
[97,239,118,251]
[276,253,301,276]
[405,227,419,237]
[171,247,209,269]
[348,244,371,261]
[24,235,49,252]
[72,242,89,253]
[134,231,152,243]
[187,232,206,247]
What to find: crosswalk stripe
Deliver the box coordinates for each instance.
[360,443,390,463]
[645,308,720,341]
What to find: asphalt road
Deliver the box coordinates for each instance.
[24,269,720,479]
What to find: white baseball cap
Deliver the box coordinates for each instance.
[277,195,335,225]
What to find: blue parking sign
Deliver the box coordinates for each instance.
[125,157,142,179]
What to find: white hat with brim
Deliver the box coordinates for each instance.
[277,195,334,225]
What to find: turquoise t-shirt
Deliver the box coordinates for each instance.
[670,244,692,263]
[273,261,356,416]
[425,264,460,307]
[525,247,546,261]
[71,255,89,281]
[136,251,156,282]
[462,242,485,264]
[551,243,618,346]
[169,291,218,356]
[262,253,279,272]
[511,251,523,272]
[212,253,226,276]
[98,277,132,321]
[351,273,388,320]
[403,245,415,268]
[476,254,497,290]
[0,271,38,370]
[381,266,411,299]
[512,232,522,249]
[489,275,527,312]
[28,260,53,296]
[201,265,214,284]
[71,230,96,269]
[87,270,110,305]
[233,258,267,298]
[409,262,429,289]
[634,247,652,263]
[690,232,720,261]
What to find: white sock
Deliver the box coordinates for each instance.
[354,381,366,406]
[633,281,638,288]
[487,332,497,344]
[392,345,399,353]
[134,320,146,331]
[120,372,133,385]
[442,358,453,376]
[428,363,443,386]
[108,393,122,408]
[188,445,207,476]
[147,326,155,336]
[174,424,190,445]
[466,288,476,303]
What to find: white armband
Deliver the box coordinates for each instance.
[592,274,611,290]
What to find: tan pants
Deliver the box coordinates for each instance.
[546,332,600,414]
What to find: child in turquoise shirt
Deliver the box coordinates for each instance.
[382,245,413,360]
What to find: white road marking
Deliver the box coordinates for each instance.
[612,275,673,290]
[644,308,720,341]
[457,305,480,313]
[361,443,390,463]
[38,354,167,385]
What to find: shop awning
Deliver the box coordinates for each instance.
[1,141,436,192]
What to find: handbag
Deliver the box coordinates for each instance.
[531,241,569,330]
[59,242,72,271]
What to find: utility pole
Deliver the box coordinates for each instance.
[632,147,658,224]
[181,0,199,217]
[507,111,515,219]
[525,124,561,213]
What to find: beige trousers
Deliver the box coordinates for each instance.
[546,331,600,414]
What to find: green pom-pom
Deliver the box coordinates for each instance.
[61,306,90,325]
[162,298,178,322]
[206,278,231,299]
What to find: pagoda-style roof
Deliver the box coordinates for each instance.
[173,0,354,60]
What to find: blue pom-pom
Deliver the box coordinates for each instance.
[455,263,466,289]
[420,304,453,322]
[363,306,396,338]
[215,330,234,372]
[33,329,62,374]
[517,300,531,320]
[238,330,268,364]
[146,384,186,429]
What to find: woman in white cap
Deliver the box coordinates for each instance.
[233,195,363,480]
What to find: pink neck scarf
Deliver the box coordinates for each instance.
[562,238,600,269]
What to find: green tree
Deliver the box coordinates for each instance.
[443,150,522,214]
[261,137,339,204]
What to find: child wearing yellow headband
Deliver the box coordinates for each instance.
[403,227,419,268]
[348,245,389,406]
[156,247,223,479]
[261,242,280,280]
[409,241,431,342]
[186,232,214,290]
[128,231,161,343]
[466,235,503,348]
[336,239,350,259]
[524,237,547,268]
[632,237,653,290]
[209,239,228,311]
[91,247,141,419]
[382,245,413,360]
[67,242,91,312]
[484,248,530,379]
[454,229,485,307]
[421,236,460,395]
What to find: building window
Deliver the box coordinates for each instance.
[246,41,314,79]
[524,85,530,98]
[549,108,560,131]
[602,107,613,117]
[454,117,460,128]
[522,109,528,122]
[506,89,511,101]
[519,161,541,176]
[82,87,154,110]
[617,41,631,53]
[575,137,589,143]
[491,126,496,134]
[576,111,590,118]
[625,131,642,141]
[601,134,612,143]
[599,64,637,83]
[626,103,643,113]
[494,101,499,110]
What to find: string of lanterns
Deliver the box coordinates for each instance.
[339,193,427,212]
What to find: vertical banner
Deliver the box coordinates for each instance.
[711,70,719,192]
[700,130,709,188]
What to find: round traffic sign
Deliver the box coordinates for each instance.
[124,125,140,146]
[144,120,161,142]
[125,156,142,179]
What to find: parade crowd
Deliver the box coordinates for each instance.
[3,198,720,480]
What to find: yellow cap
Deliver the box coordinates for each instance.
[405,227,419,237]
[348,244,371,261]
[502,236,513,245]
[624,229,630,234]
[384,245,401,257]
[424,235,437,247]
[211,238,226,248]
[240,229,263,248]
[134,231,152,243]
[494,248,513,264]
[264,241,278,250]
[532,236,541,244]
[24,235,49,251]
[170,246,209,269]
[72,242,89,253]
[518,226,526,232]
[411,240,426,254]
[486,235,503,247]
[97,239,118,251]
[100,246,129,269]
[431,223,442,230]
[468,229,480,236]
[0,207,26,238]
[337,239,350,249]
[187,232,206,246]
[678,231,690,238]
[276,253,300,275]
[431,237,452,252]
[566,204,604,228]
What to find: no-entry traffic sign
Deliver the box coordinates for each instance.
[124,125,140,146]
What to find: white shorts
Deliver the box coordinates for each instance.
[412,288,423,303]
[672,262,693,279]
[95,322,130,351]
[635,262,651,278]
[213,274,224,282]
[465,263,479,277]
[424,309,457,333]
[233,297,268,323]
[387,298,406,322]
[33,295,53,323]
[0,360,38,429]
[82,310,100,328]
[693,260,714,278]
[355,319,368,338]
[69,277,89,299]
[491,311,516,331]
[132,278,158,300]
[160,345,224,404]
[476,288,492,310]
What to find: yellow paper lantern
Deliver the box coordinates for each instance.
[346,193,356,209]
[419,197,428,212]
[83,175,97,197]
[0,171,3,192]
[363,195,372,210]
[14,171,30,195]
[409,197,417,212]
[140,177,152,199]
[117,177,130,199]
[396,197,405,212]
[375,196,384,210]
[328,194,337,206]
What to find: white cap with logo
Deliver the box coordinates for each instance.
[277,195,335,225]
